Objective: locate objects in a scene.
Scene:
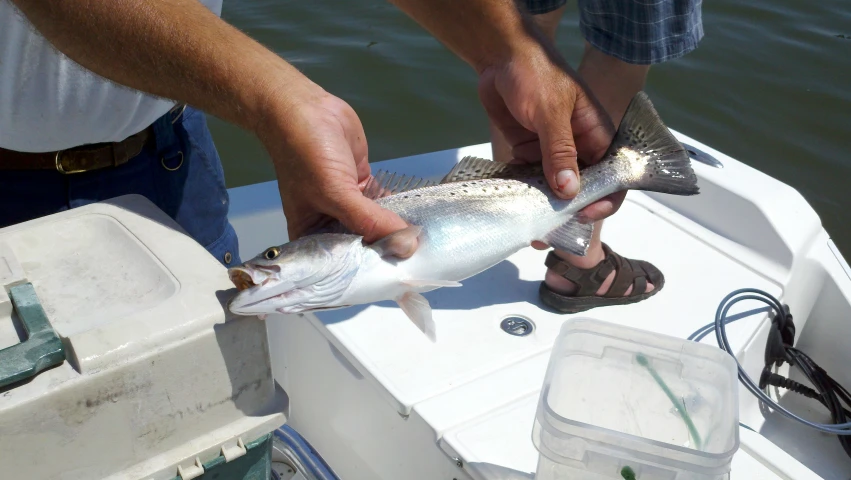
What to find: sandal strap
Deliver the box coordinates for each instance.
[544,244,658,298]
[544,250,616,297]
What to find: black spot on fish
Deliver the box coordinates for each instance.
[450,192,455,196]
[462,183,468,187]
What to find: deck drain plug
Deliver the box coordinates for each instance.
[500,316,534,336]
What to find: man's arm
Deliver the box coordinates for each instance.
[10,0,413,245]
[9,0,311,134]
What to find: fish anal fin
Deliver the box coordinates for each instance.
[440,156,545,184]
[543,216,594,257]
[362,170,438,200]
[369,225,423,258]
[396,291,437,342]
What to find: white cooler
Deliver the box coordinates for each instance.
[0,195,286,480]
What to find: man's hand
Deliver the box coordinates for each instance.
[255,86,411,247]
[477,45,626,223]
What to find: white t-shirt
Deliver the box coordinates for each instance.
[0,0,223,153]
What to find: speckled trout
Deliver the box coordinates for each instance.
[227,92,699,341]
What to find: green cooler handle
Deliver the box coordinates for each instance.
[0,283,65,388]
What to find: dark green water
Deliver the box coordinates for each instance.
[207,0,851,257]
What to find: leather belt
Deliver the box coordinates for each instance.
[0,126,153,174]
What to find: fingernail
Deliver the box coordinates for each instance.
[556,170,579,197]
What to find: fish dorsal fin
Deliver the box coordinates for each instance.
[440,156,545,184]
[362,170,438,200]
[543,216,594,257]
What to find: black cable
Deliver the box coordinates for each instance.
[785,348,851,458]
[687,288,851,462]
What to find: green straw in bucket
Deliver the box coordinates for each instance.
[636,354,703,450]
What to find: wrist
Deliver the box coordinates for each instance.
[250,66,324,142]
[250,72,334,178]
[472,21,575,83]
[389,0,552,75]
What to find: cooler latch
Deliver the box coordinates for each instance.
[175,437,249,480]
[0,242,66,388]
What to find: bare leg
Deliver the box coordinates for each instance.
[489,8,654,298]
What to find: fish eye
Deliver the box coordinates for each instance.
[264,247,281,260]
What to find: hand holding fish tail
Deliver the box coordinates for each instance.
[475,39,622,219]
[257,88,415,254]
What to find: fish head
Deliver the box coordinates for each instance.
[227,233,365,316]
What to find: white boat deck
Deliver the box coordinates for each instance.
[227,132,851,479]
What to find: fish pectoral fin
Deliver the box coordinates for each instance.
[440,156,544,183]
[396,291,437,342]
[369,225,423,258]
[542,216,594,257]
[402,279,462,288]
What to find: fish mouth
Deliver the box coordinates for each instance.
[228,265,279,291]
[229,268,255,291]
[226,265,298,315]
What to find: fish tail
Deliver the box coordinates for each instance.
[615,92,700,196]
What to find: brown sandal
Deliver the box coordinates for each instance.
[538,243,665,314]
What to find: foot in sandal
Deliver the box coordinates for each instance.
[538,242,664,314]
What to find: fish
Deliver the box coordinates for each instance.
[226,92,700,341]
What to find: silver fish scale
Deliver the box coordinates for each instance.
[375,177,567,281]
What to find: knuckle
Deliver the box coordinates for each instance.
[354,215,380,241]
[547,140,579,164]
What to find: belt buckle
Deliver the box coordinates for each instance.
[55,150,85,175]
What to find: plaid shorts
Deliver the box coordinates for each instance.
[521,0,703,65]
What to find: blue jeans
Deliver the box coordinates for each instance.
[0,106,242,267]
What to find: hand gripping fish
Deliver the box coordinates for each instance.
[227,92,700,341]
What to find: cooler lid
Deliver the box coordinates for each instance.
[0,195,239,383]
